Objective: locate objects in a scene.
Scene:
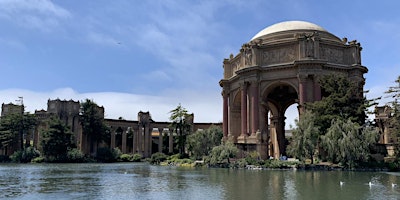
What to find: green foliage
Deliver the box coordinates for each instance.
[385,75,400,99]
[245,151,261,165]
[41,117,76,162]
[0,155,10,162]
[119,153,142,162]
[0,113,37,150]
[186,125,223,160]
[150,152,167,164]
[80,99,110,154]
[385,76,400,158]
[233,151,263,168]
[388,157,400,171]
[67,148,86,163]
[10,146,40,163]
[207,142,238,167]
[287,111,319,163]
[263,159,299,169]
[321,119,379,169]
[306,74,368,134]
[96,147,121,162]
[169,104,192,154]
[31,156,45,163]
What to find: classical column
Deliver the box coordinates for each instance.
[250,81,259,135]
[313,76,321,101]
[144,125,150,157]
[158,128,164,153]
[168,128,174,154]
[298,74,308,113]
[241,82,248,136]
[122,129,127,154]
[138,127,143,155]
[132,128,137,154]
[222,91,229,138]
[110,130,116,149]
[276,115,286,156]
[270,117,280,159]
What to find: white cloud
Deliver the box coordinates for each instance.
[0,0,71,32]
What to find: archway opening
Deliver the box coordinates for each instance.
[285,103,299,130]
[263,83,298,158]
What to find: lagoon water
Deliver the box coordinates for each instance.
[0,163,399,200]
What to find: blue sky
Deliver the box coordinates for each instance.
[0,0,399,127]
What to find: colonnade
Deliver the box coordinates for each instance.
[109,125,177,157]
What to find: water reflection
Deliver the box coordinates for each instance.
[0,163,399,200]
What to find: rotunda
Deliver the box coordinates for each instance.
[219,20,367,159]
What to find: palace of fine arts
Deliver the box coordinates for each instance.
[1,20,399,171]
[3,1,400,199]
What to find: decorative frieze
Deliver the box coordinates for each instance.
[262,46,296,65]
[320,46,344,64]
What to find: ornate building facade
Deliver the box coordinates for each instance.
[1,99,220,157]
[375,106,398,157]
[220,21,367,159]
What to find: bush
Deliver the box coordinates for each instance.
[132,154,142,162]
[31,156,45,163]
[10,147,40,163]
[119,153,142,162]
[119,154,132,162]
[0,155,10,163]
[96,147,121,163]
[389,161,400,171]
[244,151,260,165]
[67,148,86,163]
[263,159,299,169]
[207,142,238,167]
[150,152,167,164]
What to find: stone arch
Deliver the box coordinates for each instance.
[220,21,367,159]
[229,89,242,141]
[261,82,299,158]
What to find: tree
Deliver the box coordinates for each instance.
[208,142,238,167]
[169,104,192,155]
[0,113,36,153]
[287,110,319,163]
[306,74,368,134]
[386,75,400,99]
[384,76,400,157]
[186,125,223,160]
[41,117,76,162]
[80,99,109,155]
[321,119,378,168]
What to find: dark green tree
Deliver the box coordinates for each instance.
[0,113,36,153]
[321,119,378,168]
[287,110,319,163]
[41,117,76,162]
[80,99,109,155]
[169,104,192,155]
[384,76,400,157]
[306,74,368,134]
[186,125,223,160]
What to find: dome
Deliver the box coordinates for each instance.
[251,21,328,41]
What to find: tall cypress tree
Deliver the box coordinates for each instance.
[306,74,368,134]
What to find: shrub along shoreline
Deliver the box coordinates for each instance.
[1,147,398,172]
